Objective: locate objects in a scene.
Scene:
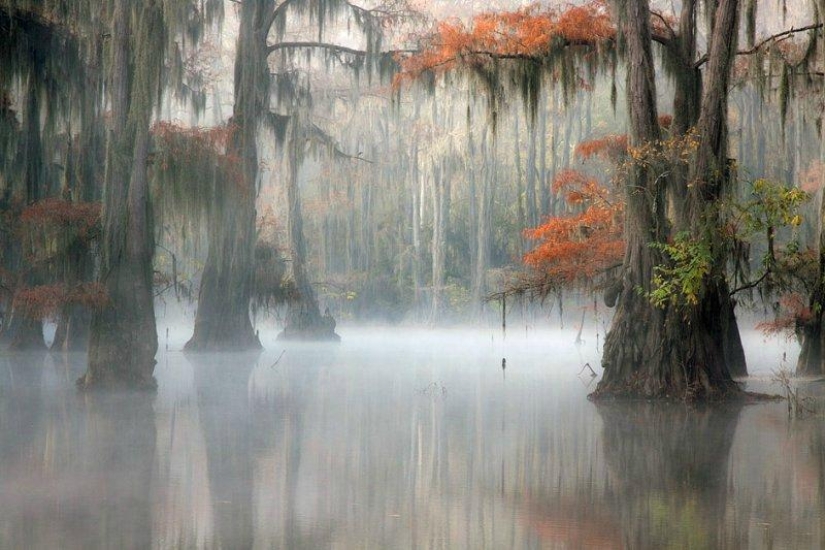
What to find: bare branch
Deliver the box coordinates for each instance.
[694,23,823,68]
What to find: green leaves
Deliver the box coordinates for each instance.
[738,178,808,234]
[648,232,712,308]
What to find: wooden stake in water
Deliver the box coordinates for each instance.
[501,294,506,339]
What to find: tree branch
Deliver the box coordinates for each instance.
[729,269,771,296]
[268,40,371,57]
[649,10,676,41]
[694,23,823,68]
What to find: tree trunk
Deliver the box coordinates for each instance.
[472,128,493,309]
[278,122,339,341]
[526,105,539,230]
[51,65,102,353]
[411,143,424,319]
[79,0,160,389]
[596,0,740,399]
[1,62,45,351]
[666,0,747,378]
[797,138,825,376]
[430,160,446,323]
[513,113,527,255]
[186,0,268,351]
[538,92,549,219]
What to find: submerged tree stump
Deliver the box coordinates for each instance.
[277,303,340,342]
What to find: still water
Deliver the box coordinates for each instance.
[0,327,822,549]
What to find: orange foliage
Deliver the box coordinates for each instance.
[524,169,623,285]
[800,160,824,193]
[649,11,677,40]
[13,283,109,320]
[574,134,628,161]
[151,121,242,184]
[20,199,101,239]
[152,121,234,153]
[396,1,614,85]
[756,293,811,336]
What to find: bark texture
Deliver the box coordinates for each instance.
[595,0,742,399]
[186,0,268,351]
[797,190,825,375]
[78,0,160,389]
[278,123,340,341]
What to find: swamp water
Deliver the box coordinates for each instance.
[0,327,822,549]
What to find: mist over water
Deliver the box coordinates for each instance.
[0,327,822,549]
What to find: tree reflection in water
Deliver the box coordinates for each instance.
[0,352,155,549]
[192,352,259,549]
[1,331,825,548]
[598,402,742,549]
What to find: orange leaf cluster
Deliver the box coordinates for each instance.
[396,1,614,85]
[151,121,242,183]
[574,134,628,160]
[13,283,109,320]
[551,169,611,205]
[524,169,623,285]
[20,199,101,238]
[756,293,811,336]
[649,12,677,39]
[800,160,824,193]
[152,121,234,153]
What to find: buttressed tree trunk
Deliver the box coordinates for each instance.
[796,54,825,376]
[78,0,161,389]
[666,0,747,378]
[595,0,740,399]
[797,186,825,376]
[186,0,267,351]
[278,121,340,341]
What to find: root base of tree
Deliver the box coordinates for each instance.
[184,332,263,352]
[76,368,157,392]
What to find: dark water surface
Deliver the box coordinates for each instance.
[1,327,822,549]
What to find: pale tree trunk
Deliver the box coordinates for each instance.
[526,106,539,230]
[278,121,339,341]
[79,0,161,389]
[513,113,527,255]
[467,119,482,314]
[186,0,268,351]
[472,128,493,309]
[411,143,424,319]
[430,160,446,323]
[538,92,549,218]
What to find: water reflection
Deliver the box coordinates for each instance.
[0,329,823,548]
[0,354,155,549]
[598,403,742,549]
[192,352,258,549]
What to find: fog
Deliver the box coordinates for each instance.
[1,326,821,548]
[3,0,825,547]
